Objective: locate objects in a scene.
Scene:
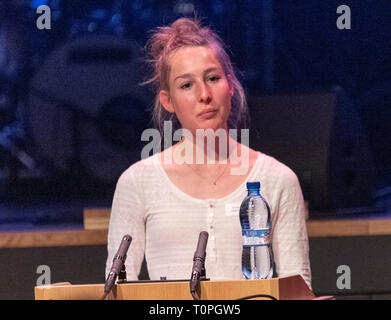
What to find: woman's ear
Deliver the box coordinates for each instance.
[159,90,175,113]
[227,74,234,97]
[229,86,234,97]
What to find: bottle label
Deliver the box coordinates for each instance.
[242,229,270,247]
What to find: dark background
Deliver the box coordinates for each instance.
[1,0,390,210]
[0,0,391,300]
[1,0,390,212]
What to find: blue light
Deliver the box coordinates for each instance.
[31,0,48,10]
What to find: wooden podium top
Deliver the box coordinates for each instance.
[35,275,319,300]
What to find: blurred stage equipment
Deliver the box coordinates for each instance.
[0,0,45,191]
[0,0,155,199]
[26,34,151,185]
[248,87,377,214]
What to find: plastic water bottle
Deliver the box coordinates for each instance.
[239,181,274,280]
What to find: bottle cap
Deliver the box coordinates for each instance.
[246,181,260,190]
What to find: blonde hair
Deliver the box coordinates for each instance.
[143,17,249,134]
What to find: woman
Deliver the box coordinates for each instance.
[106,17,311,289]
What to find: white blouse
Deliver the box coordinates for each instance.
[105,151,312,289]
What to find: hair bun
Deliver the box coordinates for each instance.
[172,18,200,35]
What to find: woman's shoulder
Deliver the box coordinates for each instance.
[116,153,161,185]
[255,151,300,186]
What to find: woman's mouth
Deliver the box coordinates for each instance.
[198,109,218,119]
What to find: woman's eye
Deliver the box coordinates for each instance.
[209,75,221,82]
[180,82,191,89]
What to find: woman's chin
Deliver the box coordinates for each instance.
[194,119,227,133]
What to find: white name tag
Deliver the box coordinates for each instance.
[225,203,241,216]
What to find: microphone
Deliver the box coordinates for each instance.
[103,234,132,299]
[190,231,209,295]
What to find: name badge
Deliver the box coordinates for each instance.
[225,203,240,216]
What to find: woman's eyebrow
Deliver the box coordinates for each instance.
[174,73,194,82]
[174,67,222,82]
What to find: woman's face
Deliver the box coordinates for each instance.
[159,46,233,135]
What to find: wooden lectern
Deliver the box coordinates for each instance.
[35,275,331,300]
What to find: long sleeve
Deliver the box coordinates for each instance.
[271,168,312,290]
[105,168,146,281]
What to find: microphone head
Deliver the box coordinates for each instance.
[115,235,132,259]
[105,234,132,294]
[194,231,208,258]
[121,234,132,247]
[123,235,132,241]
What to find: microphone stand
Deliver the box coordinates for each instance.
[102,235,132,300]
[117,264,127,283]
[101,264,127,300]
[190,231,209,300]
[190,258,209,300]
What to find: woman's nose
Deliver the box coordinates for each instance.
[199,83,212,104]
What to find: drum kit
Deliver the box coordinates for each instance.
[0,0,154,199]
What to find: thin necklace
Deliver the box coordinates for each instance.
[186,163,229,186]
[179,136,229,185]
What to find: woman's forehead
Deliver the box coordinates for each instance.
[168,46,223,78]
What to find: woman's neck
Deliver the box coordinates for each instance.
[172,131,245,165]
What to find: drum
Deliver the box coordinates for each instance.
[25,34,151,184]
